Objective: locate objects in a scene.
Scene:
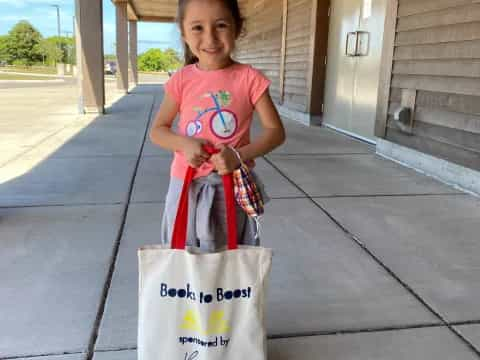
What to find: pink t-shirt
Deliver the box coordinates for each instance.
[164,62,271,179]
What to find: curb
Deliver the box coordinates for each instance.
[0,70,73,78]
[0,79,66,83]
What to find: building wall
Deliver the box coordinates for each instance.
[283,0,313,112]
[385,0,480,171]
[236,0,283,103]
[236,0,316,113]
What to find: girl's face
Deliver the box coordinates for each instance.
[182,0,237,70]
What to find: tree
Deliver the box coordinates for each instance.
[33,36,74,66]
[105,54,116,62]
[6,21,43,65]
[35,38,58,65]
[0,35,10,63]
[138,48,182,72]
[163,48,182,69]
[50,36,74,64]
[138,48,168,72]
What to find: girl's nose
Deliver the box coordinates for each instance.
[204,26,219,43]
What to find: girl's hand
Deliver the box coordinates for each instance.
[210,144,241,175]
[183,138,211,168]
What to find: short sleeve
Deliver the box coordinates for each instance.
[248,66,271,106]
[164,68,183,106]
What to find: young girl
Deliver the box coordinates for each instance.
[149,0,285,251]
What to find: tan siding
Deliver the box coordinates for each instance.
[392,59,480,78]
[389,102,480,135]
[394,40,480,60]
[395,22,480,46]
[398,0,474,17]
[391,89,480,116]
[283,0,313,112]
[397,3,480,31]
[236,0,314,112]
[386,126,480,170]
[386,0,480,171]
[391,75,480,97]
[236,0,283,103]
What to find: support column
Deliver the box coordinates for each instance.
[129,20,138,86]
[116,0,129,93]
[74,0,105,114]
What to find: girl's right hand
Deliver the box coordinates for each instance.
[182,138,211,168]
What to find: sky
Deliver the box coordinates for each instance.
[0,0,182,55]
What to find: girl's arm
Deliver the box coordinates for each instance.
[238,89,286,161]
[211,90,285,174]
[149,93,210,168]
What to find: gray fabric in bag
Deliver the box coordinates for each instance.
[160,170,269,252]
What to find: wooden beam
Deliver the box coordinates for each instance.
[116,0,129,93]
[111,0,138,21]
[279,0,288,104]
[374,0,399,138]
[306,0,329,118]
[305,0,318,114]
[127,2,138,21]
[129,20,138,85]
[75,0,105,114]
[138,15,176,23]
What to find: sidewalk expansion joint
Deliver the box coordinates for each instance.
[94,347,137,353]
[451,320,480,326]
[0,202,124,209]
[268,322,448,339]
[1,351,85,360]
[267,152,373,157]
[310,192,467,198]
[130,200,166,205]
[263,156,480,358]
[36,155,141,159]
[84,91,159,360]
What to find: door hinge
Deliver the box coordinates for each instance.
[321,103,324,112]
[324,56,327,65]
[328,6,331,16]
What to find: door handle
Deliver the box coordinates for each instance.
[345,31,370,57]
[345,32,358,57]
[355,31,370,56]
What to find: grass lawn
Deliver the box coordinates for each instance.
[0,66,73,75]
[0,73,58,80]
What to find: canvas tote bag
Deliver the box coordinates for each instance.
[138,152,272,360]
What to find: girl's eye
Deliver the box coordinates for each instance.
[217,23,228,29]
[192,25,203,32]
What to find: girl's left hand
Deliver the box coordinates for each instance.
[210,144,241,175]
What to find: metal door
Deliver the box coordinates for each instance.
[323,0,387,143]
[323,0,360,136]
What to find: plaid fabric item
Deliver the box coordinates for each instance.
[231,151,264,219]
[233,163,264,218]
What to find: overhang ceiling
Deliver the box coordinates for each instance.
[113,0,249,23]
[111,0,178,22]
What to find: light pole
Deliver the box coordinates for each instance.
[64,31,72,68]
[51,4,61,67]
[51,4,61,38]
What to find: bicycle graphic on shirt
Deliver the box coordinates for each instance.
[186,90,238,139]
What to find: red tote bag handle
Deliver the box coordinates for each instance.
[171,144,238,250]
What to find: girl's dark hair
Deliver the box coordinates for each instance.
[177,0,244,65]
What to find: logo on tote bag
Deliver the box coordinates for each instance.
[181,309,230,335]
[178,309,231,357]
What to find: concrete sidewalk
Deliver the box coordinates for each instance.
[1,84,480,360]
